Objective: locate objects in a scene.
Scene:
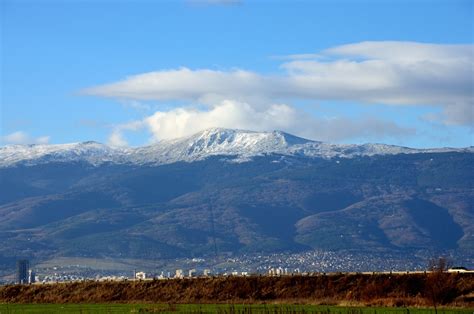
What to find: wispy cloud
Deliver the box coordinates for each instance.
[1,131,50,145]
[118,99,152,111]
[107,120,144,147]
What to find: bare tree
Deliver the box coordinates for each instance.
[425,257,455,314]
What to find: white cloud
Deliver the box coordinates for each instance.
[1,131,50,145]
[83,41,474,127]
[109,99,414,145]
[118,100,152,111]
[325,41,473,62]
[424,101,474,128]
[108,130,128,147]
[36,136,50,144]
[444,102,474,127]
[84,68,270,106]
[107,120,145,147]
[144,100,297,141]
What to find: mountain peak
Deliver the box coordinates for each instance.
[176,128,314,157]
[80,140,103,146]
[187,128,314,147]
[270,130,315,145]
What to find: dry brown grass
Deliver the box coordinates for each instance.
[0,273,472,307]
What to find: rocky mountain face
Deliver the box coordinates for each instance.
[0,128,472,269]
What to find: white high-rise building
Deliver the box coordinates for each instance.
[135,271,146,280]
[175,269,184,279]
[28,269,35,284]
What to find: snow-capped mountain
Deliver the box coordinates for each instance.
[131,128,314,164]
[0,128,472,168]
[0,128,473,268]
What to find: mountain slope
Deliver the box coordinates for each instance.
[0,129,473,271]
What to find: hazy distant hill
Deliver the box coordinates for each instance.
[0,128,472,269]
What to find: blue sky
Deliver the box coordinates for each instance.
[1,0,473,148]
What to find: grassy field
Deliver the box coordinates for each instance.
[0,304,473,314]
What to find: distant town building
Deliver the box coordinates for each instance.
[135,271,146,280]
[16,260,29,284]
[203,269,212,277]
[188,269,196,277]
[28,269,36,284]
[175,269,184,279]
[448,267,469,273]
[268,267,287,276]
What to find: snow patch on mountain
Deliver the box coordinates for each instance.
[0,128,472,168]
[132,128,315,164]
[0,141,130,167]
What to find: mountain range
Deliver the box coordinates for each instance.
[2,128,472,168]
[0,128,473,271]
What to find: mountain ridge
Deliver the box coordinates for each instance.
[0,131,472,272]
[1,128,472,168]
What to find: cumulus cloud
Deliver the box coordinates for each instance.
[1,131,50,145]
[83,41,474,127]
[110,99,414,146]
[144,100,297,141]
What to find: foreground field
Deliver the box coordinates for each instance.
[0,304,473,314]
